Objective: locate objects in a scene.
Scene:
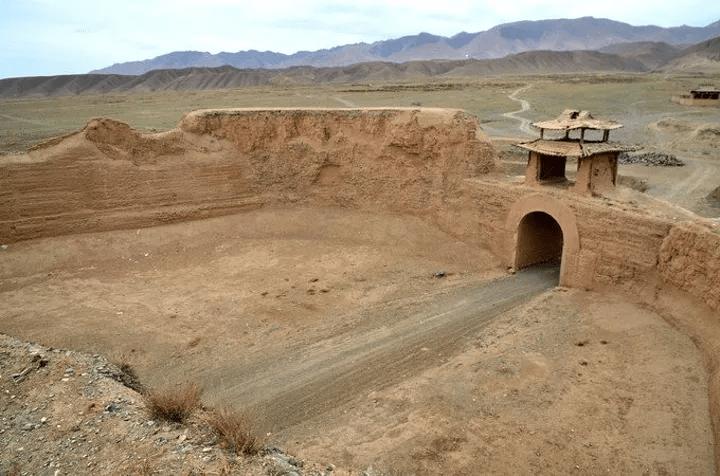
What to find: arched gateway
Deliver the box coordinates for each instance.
[505,194,580,287]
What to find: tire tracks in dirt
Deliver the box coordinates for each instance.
[210,265,559,431]
[666,158,718,208]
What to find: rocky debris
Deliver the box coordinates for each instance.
[0,333,351,475]
[693,123,720,141]
[11,354,49,383]
[618,151,685,166]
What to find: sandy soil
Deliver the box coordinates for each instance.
[1,205,715,475]
[1,90,718,474]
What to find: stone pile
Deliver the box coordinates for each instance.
[618,152,685,167]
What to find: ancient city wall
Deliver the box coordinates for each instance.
[0,108,495,243]
[1,108,718,312]
[450,179,720,312]
[2,107,720,469]
[659,222,720,311]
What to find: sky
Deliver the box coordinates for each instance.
[1,0,719,79]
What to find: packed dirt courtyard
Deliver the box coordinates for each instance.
[1,77,720,474]
[1,206,715,475]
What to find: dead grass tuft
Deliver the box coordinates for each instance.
[108,350,145,393]
[202,406,264,456]
[143,382,203,423]
[125,458,155,476]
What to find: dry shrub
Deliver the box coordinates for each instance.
[1,464,22,476]
[143,382,203,423]
[125,458,155,476]
[107,349,145,393]
[203,406,264,456]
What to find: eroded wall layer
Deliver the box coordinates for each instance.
[0,108,496,243]
[659,222,720,311]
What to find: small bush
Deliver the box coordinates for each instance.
[143,382,203,423]
[107,350,145,393]
[203,406,264,456]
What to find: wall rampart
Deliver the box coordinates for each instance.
[0,108,495,243]
[457,179,720,312]
[2,107,720,469]
[2,108,717,311]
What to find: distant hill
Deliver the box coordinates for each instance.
[0,50,649,99]
[3,29,720,99]
[660,36,720,73]
[597,42,682,69]
[91,17,720,75]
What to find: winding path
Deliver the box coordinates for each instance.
[503,85,535,136]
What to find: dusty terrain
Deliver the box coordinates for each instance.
[1,206,716,475]
[1,73,720,475]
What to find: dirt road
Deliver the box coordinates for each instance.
[619,156,720,217]
[503,85,536,136]
[212,265,560,430]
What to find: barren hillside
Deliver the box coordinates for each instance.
[0,51,649,99]
[597,41,682,69]
[662,36,720,72]
[90,17,720,74]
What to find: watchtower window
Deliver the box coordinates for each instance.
[538,154,567,182]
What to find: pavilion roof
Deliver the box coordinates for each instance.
[532,109,623,132]
[515,139,639,158]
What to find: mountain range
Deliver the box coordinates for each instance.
[91,17,720,75]
[1,17,719,99]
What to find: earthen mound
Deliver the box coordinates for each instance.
[650,117,693,133]
[693,123,720,142]
[0,333,317,475]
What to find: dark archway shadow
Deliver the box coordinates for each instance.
[506,194,580,287]
[515,211,563,283]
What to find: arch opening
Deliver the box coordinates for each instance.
[515,211,564,271]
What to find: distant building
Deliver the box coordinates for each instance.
[515,109,638,196]
[671,85,720,106]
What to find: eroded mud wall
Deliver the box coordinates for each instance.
[452,179,719,312]
[2,106,719,471]
[0,108,495,243]
[659,222,720,312]
[2,108,717,312]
